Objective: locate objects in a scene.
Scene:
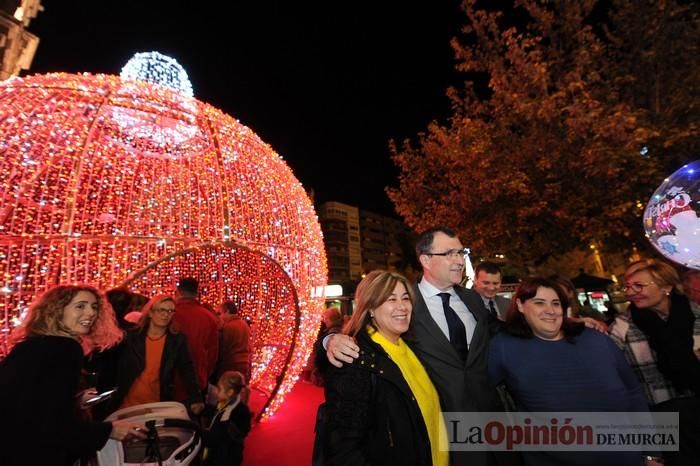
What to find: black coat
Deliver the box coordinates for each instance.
[112,328,201,410]
[319,330,433,466]
[314,283,518,466]
[0,336,112,466]
[203,398,252,466]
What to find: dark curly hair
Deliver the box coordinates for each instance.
[12,284,123,353]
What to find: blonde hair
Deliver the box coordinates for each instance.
[343,270,415,338]
[218,370,249,402]
[136,294,176,331]
[625,259,682,294]
[11,285,123,353]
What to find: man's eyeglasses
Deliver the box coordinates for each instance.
[154,307,176,315]
[424,248,468,259]
[621,282,654,293]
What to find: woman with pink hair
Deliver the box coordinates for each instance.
[0,285,144,466]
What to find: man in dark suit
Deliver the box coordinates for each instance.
[473,261,512,321]
[326,226,512,466]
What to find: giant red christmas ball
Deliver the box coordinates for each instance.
[0,55,327,419]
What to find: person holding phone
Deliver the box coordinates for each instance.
[0,285,145,466]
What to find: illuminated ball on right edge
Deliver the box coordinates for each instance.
[643,161,700,270]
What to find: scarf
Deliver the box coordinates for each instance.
[630,293,700,396]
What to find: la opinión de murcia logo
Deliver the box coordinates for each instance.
[441,412,679,452]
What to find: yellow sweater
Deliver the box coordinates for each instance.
[370,329,449,466]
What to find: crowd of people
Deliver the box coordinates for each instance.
[1,224,699,466]
[0,278,252,466]
[318,226,700,466]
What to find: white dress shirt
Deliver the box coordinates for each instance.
[418,279,476,347]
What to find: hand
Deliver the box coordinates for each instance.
[579,317,608,333]
[190,402,205,414]
[110,420,146,441]
[77,387,98,408]
[326,334,359,368]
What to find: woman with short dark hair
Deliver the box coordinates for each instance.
[489,277,648,465]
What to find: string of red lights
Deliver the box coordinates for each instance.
[0,57,328,419]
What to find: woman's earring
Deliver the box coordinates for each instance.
[369,312,374,318]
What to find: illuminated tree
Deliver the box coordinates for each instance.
[388,0,700,267]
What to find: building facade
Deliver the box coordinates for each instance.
[0,0,42,80]
[318,201,416,285]
[317,202,363,283]
[359,209,414,275]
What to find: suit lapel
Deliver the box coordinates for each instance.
[455,286,488,366]
[495,295,511,318]
[412,283,466,367]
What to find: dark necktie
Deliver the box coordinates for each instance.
[437,292,468,360]
[488,299,499,320]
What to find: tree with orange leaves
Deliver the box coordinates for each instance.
[388,0,699,268]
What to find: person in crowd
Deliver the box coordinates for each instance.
[550,275,599,318]
[682,269,700,306]
[114,294,204,414]
[0,285,144,466]
[106,287,136,330]
[203,370,252,466]
[473,261,510,321]
[550,274,609,323]
[84,287,135,419]
[325,226,517,466]
[489,277,649,465]
[317,270,449,466]
[205,301,223,324]
[303,307,342,385]
[549,275,582,318]
[321,306,344,334]
[173,277,220,393]
[218,301,251,381]
[123,291,149,324]
[609,259,700,465]
[310,307,345,386]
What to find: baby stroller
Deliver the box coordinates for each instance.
[97,402,202,466]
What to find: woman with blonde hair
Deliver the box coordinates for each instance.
[608,259,700,465]
[609,259,700,403]
[315,270,448,466]
[113,294,204,414]
[0,285,144,466]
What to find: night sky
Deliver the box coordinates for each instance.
[27,1,465,216]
